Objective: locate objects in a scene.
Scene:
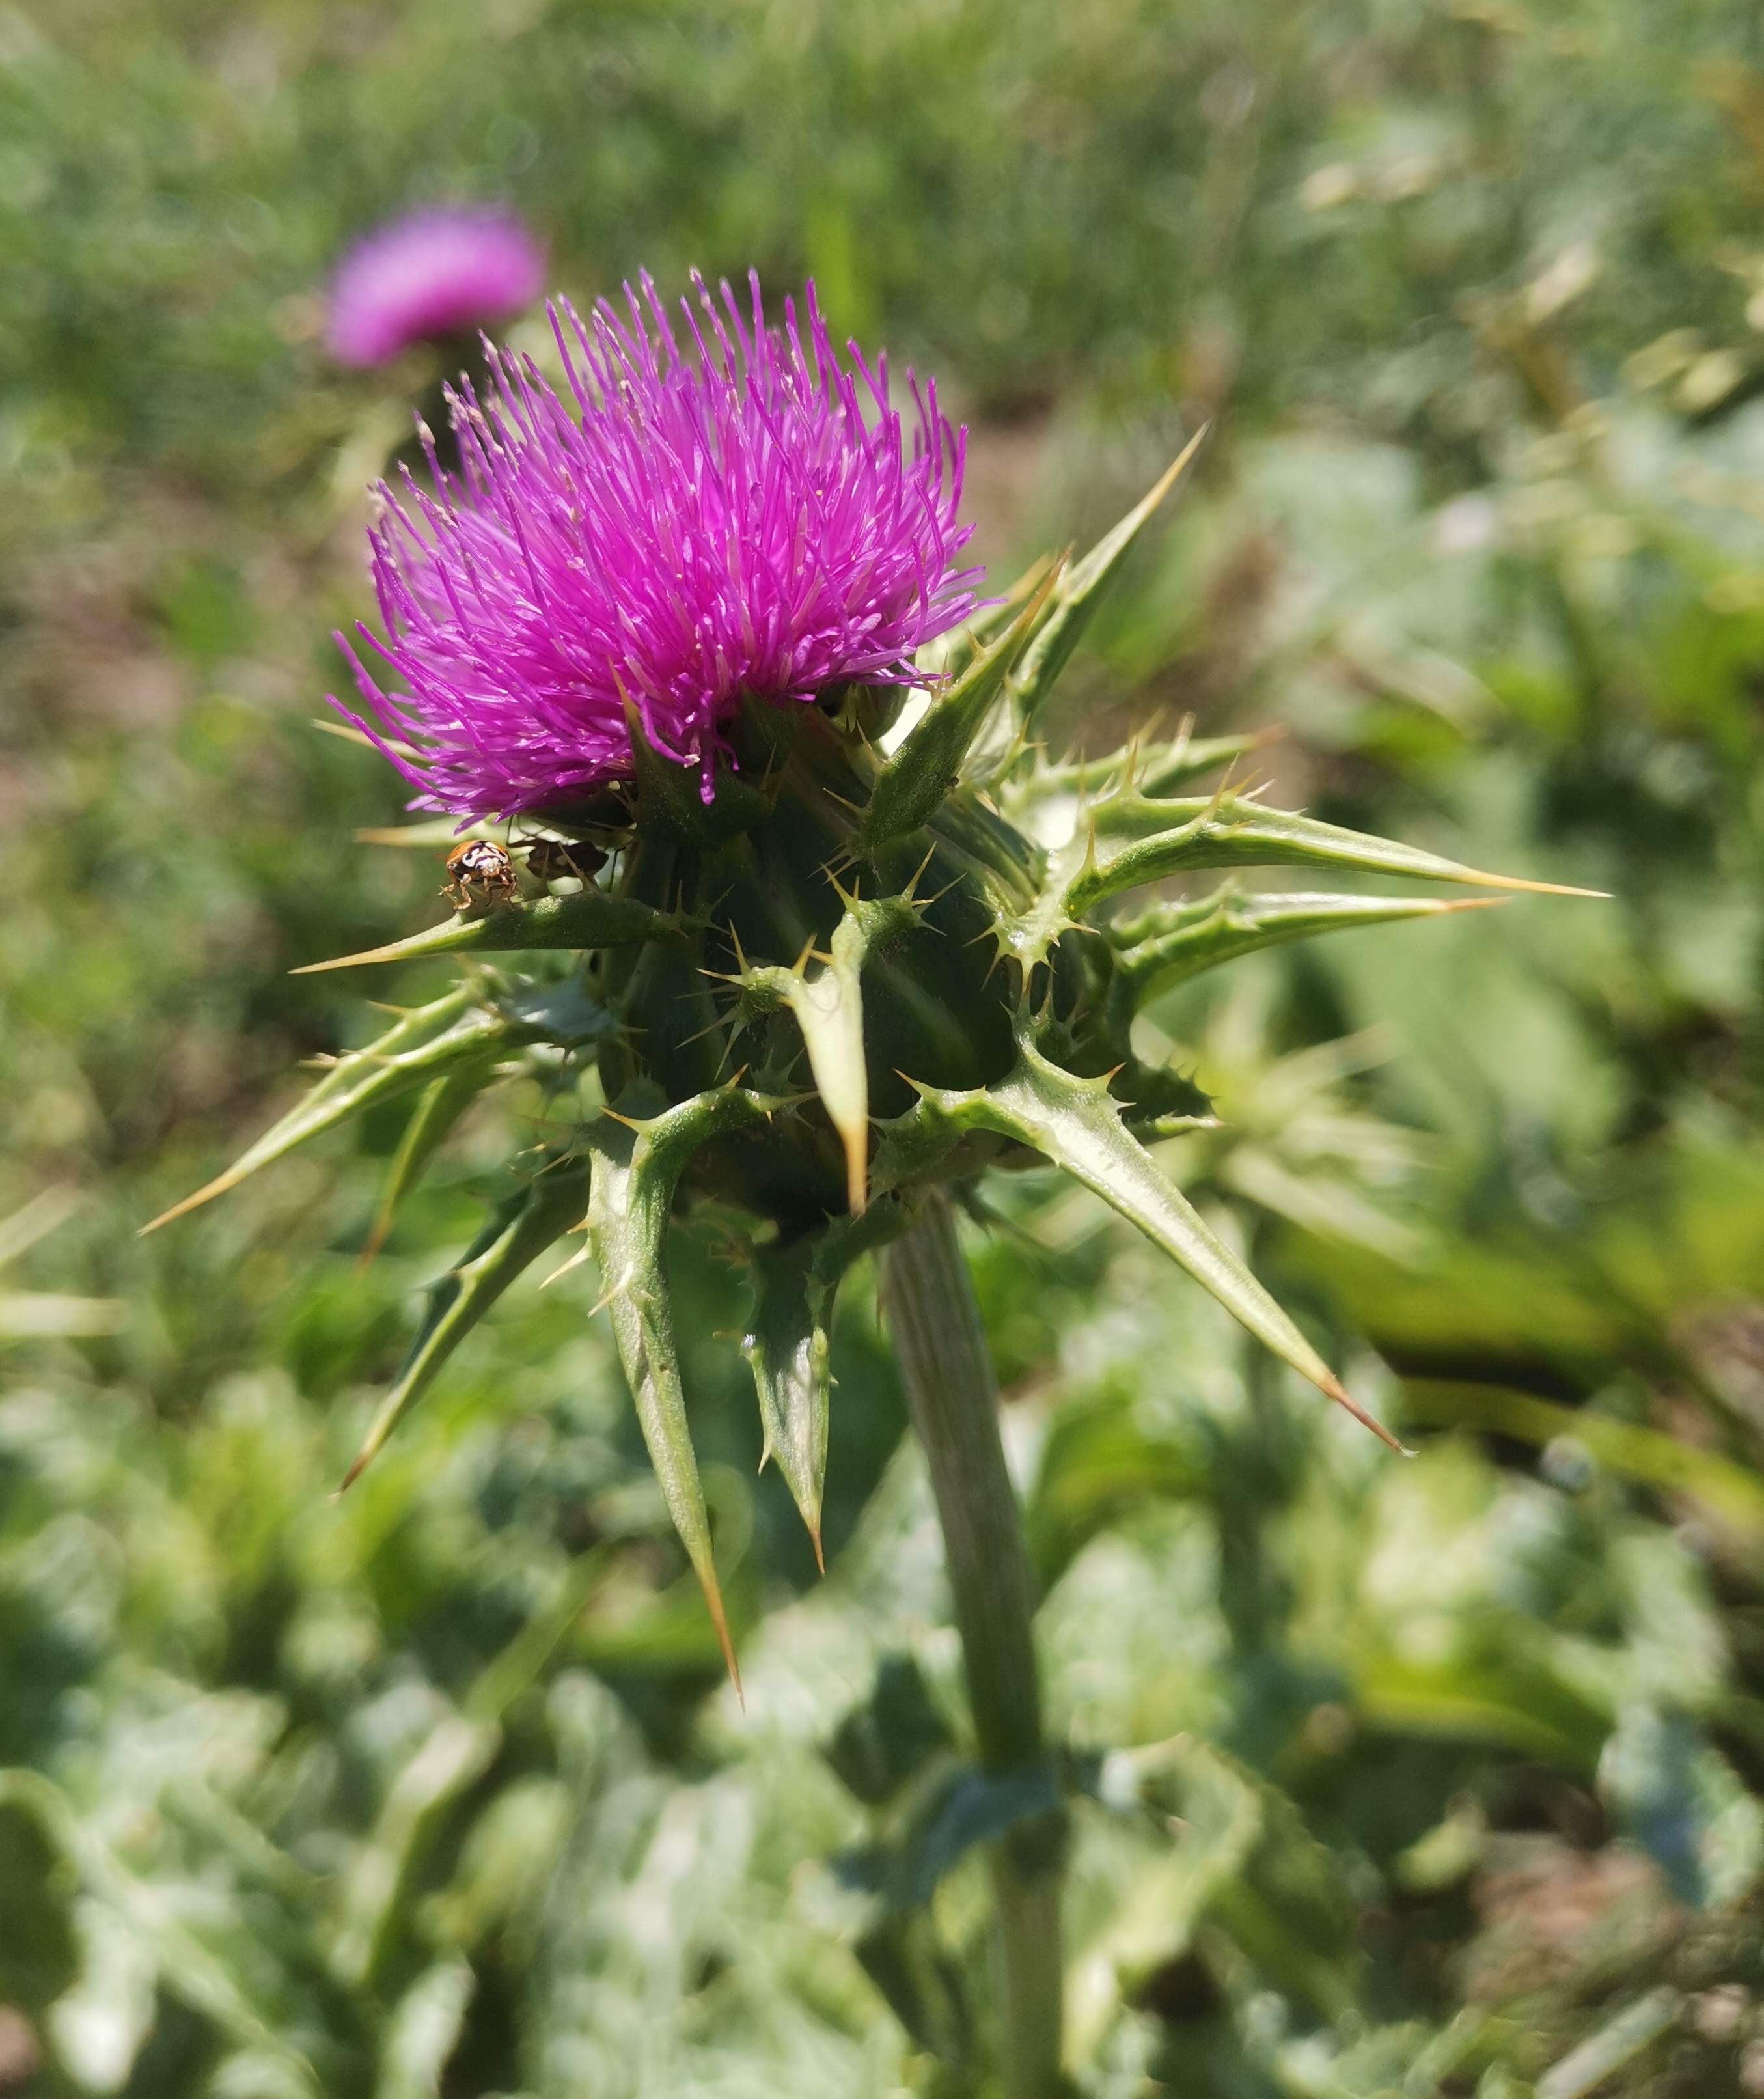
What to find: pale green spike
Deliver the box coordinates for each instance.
[857,569,1058,855]
[1066,791,1608,912]
[586,1085,782,1688]
[1025,725,1271,804]
[142,986,504,1232]
[1109,886,1506,1006]
[1008,426,1208,724]
[740,1201,915,1565]
[354,817,501,848]
[338,1159,591,1493]
[290,886,685,974]
[916,553,1057,682]
[887,1038,1405,1450]
[1134,725,1281,800]
[357,1064,492,1269]
[728,891,918,1213]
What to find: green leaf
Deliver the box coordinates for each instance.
[586,1084,782,1686]
[1067,790,1604,913]
[851,1911,972,2068]
[879,1760,1062,1910]
[143,986,508,1232]
[290,885,686,975]
[857,570,1056,855]
[0,1796,77,2008]
[1087,1737,1359,2021]
[357,1067,489,1268]
[1024,1385,1211,1589]
[741,1201,915,1561]
[0,1771,312,2081]
[1109,885,1504,1008]
[825,1655,954,1807]
[915,552,1056,682]
[742,1238,831,1563]
[327,1716,499,1988]
[339,1157,592,1491]
[897,1034,1405,1447]
[1008,428,1207,723]
[376,1958,475,2099]
[1399,1379,1764,1541]
[1355,1648,1609,1772]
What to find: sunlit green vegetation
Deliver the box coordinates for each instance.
[3,1,1764,2092]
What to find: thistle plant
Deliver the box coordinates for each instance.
[324,204,546,367]
[148,271,1587,2098]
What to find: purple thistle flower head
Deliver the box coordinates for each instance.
[333,271,980,819]
[326,206,546,368]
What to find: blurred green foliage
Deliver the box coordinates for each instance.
[5,0,1764,2092]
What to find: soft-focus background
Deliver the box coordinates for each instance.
[5,2,1764,2093]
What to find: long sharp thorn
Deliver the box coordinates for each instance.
[539,1245,594,1288]
[701,1575,743,1702]
[1320,1370,1412,1456]
[1457,870,1610,897]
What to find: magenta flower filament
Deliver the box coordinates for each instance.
[335,272,979,819]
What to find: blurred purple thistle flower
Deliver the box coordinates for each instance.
[326,206,546,368]
[333,271,980,818]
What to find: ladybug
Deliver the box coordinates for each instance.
[442,838,519,910]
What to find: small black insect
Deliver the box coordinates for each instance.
[521,837,609,884]
[442,838,519,910]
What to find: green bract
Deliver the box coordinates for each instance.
[149,451,1588,1680]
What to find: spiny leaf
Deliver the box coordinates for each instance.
[338,1158,590,1492]
[290,886,685,973]
[795,922,871,1216]
[743,1240,832,1568]
[740,1200,916,1563]
[587,1084,782,1688]
[1008,428,1208,723]
[857,569,1058,855]
[1134,725,1282,799]
[357,1066,493,1270]
[1109,886,1506,1007]
[1065,790,1607,912]
[893,1037,1404,1448]
[726,891,920,1213]
[143,987,504,1232]
[1027,724,1275,803]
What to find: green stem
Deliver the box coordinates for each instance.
[883,1195,1064,2099]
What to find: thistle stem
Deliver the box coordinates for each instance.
[883,1195,1064,2099]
